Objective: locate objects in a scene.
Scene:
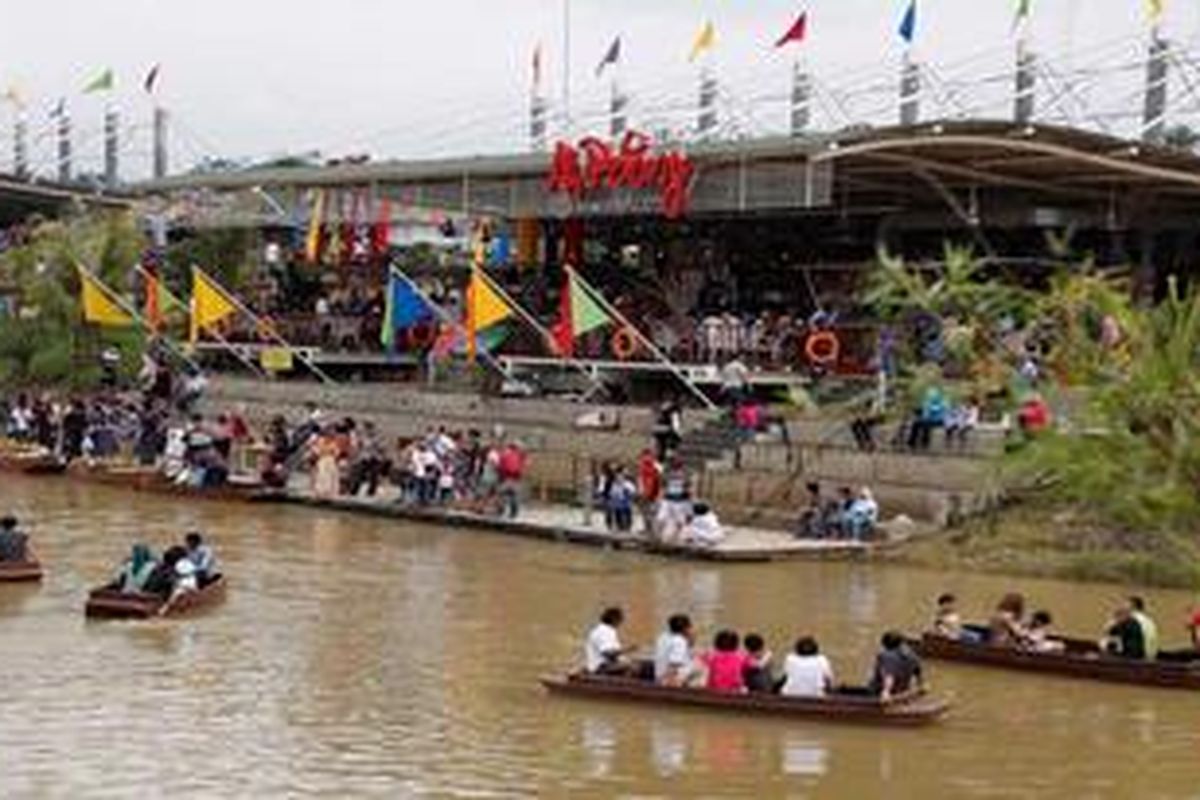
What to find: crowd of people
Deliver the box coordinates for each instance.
[583,607,924,701]
[254,403,529,517]
[590,450,725,547]
[795,482,879,540]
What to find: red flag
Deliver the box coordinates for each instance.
[371,197,391,259]
[775,11,808,48]
[550,271,574,357]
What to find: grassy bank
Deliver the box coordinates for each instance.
[890,501,1200,590]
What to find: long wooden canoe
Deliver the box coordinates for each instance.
[85,575,226,620]
[541,672,949,726]
[0,560,43,582]
[913,632,1200,690]
[67,463,271,503]
[0,450,66,475]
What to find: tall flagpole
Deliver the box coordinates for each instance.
[568,267,717,410]
[562,0,572,134]
[192,266,337,385]
[389,265,510,379]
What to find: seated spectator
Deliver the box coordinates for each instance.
[945,396,980,448]
[683,502,725,548]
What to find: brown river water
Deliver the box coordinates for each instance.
[2,474,1199,799]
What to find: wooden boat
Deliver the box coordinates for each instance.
[0,449,66,475]
[67,463,271,503]
[85,575,226,620]
[913,631,1200,690]
[541,672,949,727]
[0,560,43,582]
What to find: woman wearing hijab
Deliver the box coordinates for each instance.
[116,544,158,594]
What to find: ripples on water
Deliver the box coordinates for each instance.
[1,476,1199,798]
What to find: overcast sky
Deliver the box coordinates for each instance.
[2,0,1198,178]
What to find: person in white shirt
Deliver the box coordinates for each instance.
[653,614,696,686]
[780,636,835,698]
[584,607,630,674]
[683,503,725,548]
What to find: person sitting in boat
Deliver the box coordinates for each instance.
[184,532,218,587]
[1129,596,1159,660]
[869,631,923,701]
[780,636,835,699]
[115,543,157,594]
[702,630,747,693]
[654,614,697,687]
[143,545,188,599]
[0,515,29,563]
[988,593,1029,647]
[842,487,879,541]
[584,607,633,675]
[933,593,963,640]
[1103,597,1158,661]
[741,633,774,693]
[1024,610,1065,654]
[682,503,725,549]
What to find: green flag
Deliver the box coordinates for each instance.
[1013,0,1032,31]
[569,273,610,337]
[83,69,115,94]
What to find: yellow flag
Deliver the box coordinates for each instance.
[190,268,237,343]
[469,270,512,331]
[305,189,325,263]
[79,267,134,327]
[1147,0,1165,22]
[689,20,716,62]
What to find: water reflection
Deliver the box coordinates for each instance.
[649,717,688,777]
[4,475,1200,799]
[781,733,829,778]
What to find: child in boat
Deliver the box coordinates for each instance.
[1024,610,1065,653]
[115,544,157,594]
[741,633,774,693]
[933,593,963,639]
[702,630,748,693]
[780,636,835,698]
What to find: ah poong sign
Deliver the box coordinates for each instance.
[547,131,696,219]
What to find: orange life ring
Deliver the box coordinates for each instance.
[804,330,840,365]
[612,327,637,360]
[406,323,437,349]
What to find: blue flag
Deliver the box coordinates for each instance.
[381,273,434,349]
[898,1,917,44]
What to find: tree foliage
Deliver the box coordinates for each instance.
[0,210,146,390]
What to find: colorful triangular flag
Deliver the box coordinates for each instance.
[465,268,513,361]
[689,21,716,62]
[78,267,134,327]
[83,68,115,94]
[776,11,808,48]
[596,36,622,77]
[381,272,434,349]
[190,268,238,344]
[1147,0,1164,23]
[898,1,917,45]
[551,270,612,356]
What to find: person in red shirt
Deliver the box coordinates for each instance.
[703,629,748,693]
[497,441,526,518]
[1189,608,1200,651]
[1017,394,1051,434]
[636,449,663,540]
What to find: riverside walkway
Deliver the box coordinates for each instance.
[276,486,871,563]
